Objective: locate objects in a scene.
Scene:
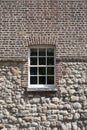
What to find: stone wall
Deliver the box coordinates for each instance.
[0,62,87,130]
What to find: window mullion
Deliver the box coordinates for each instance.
[29,49,30,85]
[46,48,47,85]
[54,49,56,86]
[37,49,39,84]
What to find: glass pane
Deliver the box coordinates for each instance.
[39,67,46,75]
[30,49,37,56]
[47,57,54,65]
[30,67,37,75]
[47,48,54,56]
[47,76,54,84]
[39,57,46,65]
[39,48,46,56]
[30,76,37,84]
[30,58,37,65]
[39,76,46,84]
[47,67,54,75]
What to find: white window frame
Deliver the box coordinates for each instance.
[28,46,56,90]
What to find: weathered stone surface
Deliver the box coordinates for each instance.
[47,115,57,121]
[27,127,35,130]
[10,67,19,76]
[73,113,80,120]
[33,117,40,122]
[67,79,73,85]
[68,89,76,95]
[72,122,78,130]
[52,97,59,104]
[30,98,40,103]
[58,115,63,121]
[58,105,63,109]
[0,77,4,83]
[60,87,67,94]
[64,114,73,120]
[46,128,51,130]
[41,97,46,103]
[59,79,66,84]
[51,110,59,114]
[83,101,87,109]
[60,123,67,130]
[0,100,5,105]
[84,89,87,94]
[73,102,82,109]
[50,121,57,127]
[18,118,23,123]
[79,96,86,102]
[7,116,17,123]
[23,116,33,122]
[0,62,87,129]
[66,123,72,130]
[41,116,46,121]
[60,110,68,116]
[0,124,4,129]
[81,113,87,119]
[48,103,57,109]
[5,125,17,130]
[3,109,9,116]
[71,96,79,102]
[32,122,38,127]
[63,104,71,110]
[84,120,87,125]
[42,121,50,127]
[52,127,57,130]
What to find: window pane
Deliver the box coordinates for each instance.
[30,58,37,65]
[47,67,54,75]
[39,76,46,84]
[39,48,46,56]
[39,57,46,65]
[30,49,37,56]
[47,76,54,84]
[30,76,37,84]
[47,57,54,65]
[39,67,46,75]
[30,67,37,75]
[47,48,54,56]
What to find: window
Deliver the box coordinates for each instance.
[28,46,56,90]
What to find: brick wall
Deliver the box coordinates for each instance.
[0,0,87,60]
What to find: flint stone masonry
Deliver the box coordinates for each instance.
[0,62,87,130]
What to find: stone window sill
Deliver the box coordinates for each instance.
[27,88,57,92]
